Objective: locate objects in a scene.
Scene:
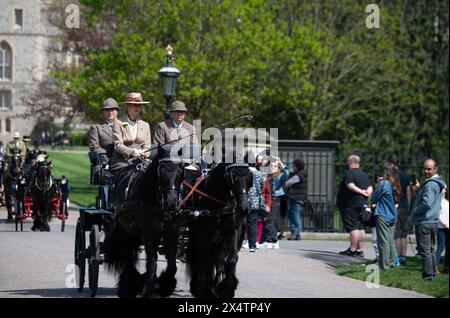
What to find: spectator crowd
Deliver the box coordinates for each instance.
[242,151,448,281]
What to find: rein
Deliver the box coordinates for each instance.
[141,114,253,156]
[181,178,228,206]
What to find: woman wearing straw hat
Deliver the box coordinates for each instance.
[109,92,151,172]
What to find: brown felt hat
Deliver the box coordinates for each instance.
[169,100,187,112]
[101,98,119,110]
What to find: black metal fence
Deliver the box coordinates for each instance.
[278,140,339,232]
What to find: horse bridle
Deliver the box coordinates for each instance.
[35,164,53,192]
[5,155,23,179]
[157,158,184,209]
[224,163,250,198]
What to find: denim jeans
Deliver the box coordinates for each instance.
[246,209,259,249]
[435,228,449,267]
[415,223,438,279]
[262,199,279,243]
[287,199,302,236]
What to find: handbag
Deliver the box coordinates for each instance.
[360,205,376,228]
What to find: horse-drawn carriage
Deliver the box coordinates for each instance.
[75,144,252,298]
[2,154,68,232]
[16,175,68,232]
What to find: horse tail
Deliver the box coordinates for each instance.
[103,220,140,275]
[186,217,217,297]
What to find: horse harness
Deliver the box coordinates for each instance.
[179,163,249,219]
[121,161,152,211]
[120,159,182,211]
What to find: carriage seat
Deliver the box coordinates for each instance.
[89,153,113,186]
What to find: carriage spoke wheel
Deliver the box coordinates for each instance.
[74,219,86,292]
[89,224,100,297]
[60,201,66,232]
[14,197,23,232]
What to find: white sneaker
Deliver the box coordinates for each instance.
[272,242,280,249]
[256,243,262,249]
[242,241,249,249]
[262,242,273,249]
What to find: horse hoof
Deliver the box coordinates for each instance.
[215,277,238,298]
[157,276,177,297]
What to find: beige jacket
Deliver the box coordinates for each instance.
[88,120,115,159]
[109,114,151,171]
[153,119,198,145]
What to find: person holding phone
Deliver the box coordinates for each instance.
[387,155,411,266]
[410,159,447,280]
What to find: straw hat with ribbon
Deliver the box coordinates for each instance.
[120,92,150,105]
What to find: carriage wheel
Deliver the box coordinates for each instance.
[60,201,66,232]
[19,200,23,232]
[89,224,100,297]
[14,198,23,232]
[74,219,86,292]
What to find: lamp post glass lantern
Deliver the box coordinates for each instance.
[159,45,180,119]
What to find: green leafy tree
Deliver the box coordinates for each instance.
[36,0,448,176]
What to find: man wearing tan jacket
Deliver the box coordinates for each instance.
[153,101,198,146]
[153,100,199,171]
[109,92,151,172]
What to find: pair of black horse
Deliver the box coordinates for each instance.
[2,155,58,231]
[103,149,252,298]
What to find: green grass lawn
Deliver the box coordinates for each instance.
[42,145,89,152]
[336,256,449,298]
[47,151,96,207]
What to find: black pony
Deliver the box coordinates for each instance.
[29,160,57,231]
[184,162,251,298]
[103,153,185,298]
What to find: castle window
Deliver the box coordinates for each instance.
[0,91,12,110]
[15,9,23,28]
[0,42,12,80]
[6,118,11,133]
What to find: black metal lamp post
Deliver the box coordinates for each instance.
[158,45,181,119]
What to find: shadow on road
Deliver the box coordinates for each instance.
[296,249,367,269]
[0,287,117,298]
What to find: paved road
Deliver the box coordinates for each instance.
[0,206,429,298]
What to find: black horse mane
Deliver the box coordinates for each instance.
[200,163,230,208]
[126,156,160,204]
[200,162,249,209]
[123,155,183,205]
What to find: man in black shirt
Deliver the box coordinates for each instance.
[336,155,373,257]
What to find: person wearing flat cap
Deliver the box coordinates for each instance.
[153,100,198,146]
[109,92,151,172]
[6,132,27,162]
[88,97,120,167]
